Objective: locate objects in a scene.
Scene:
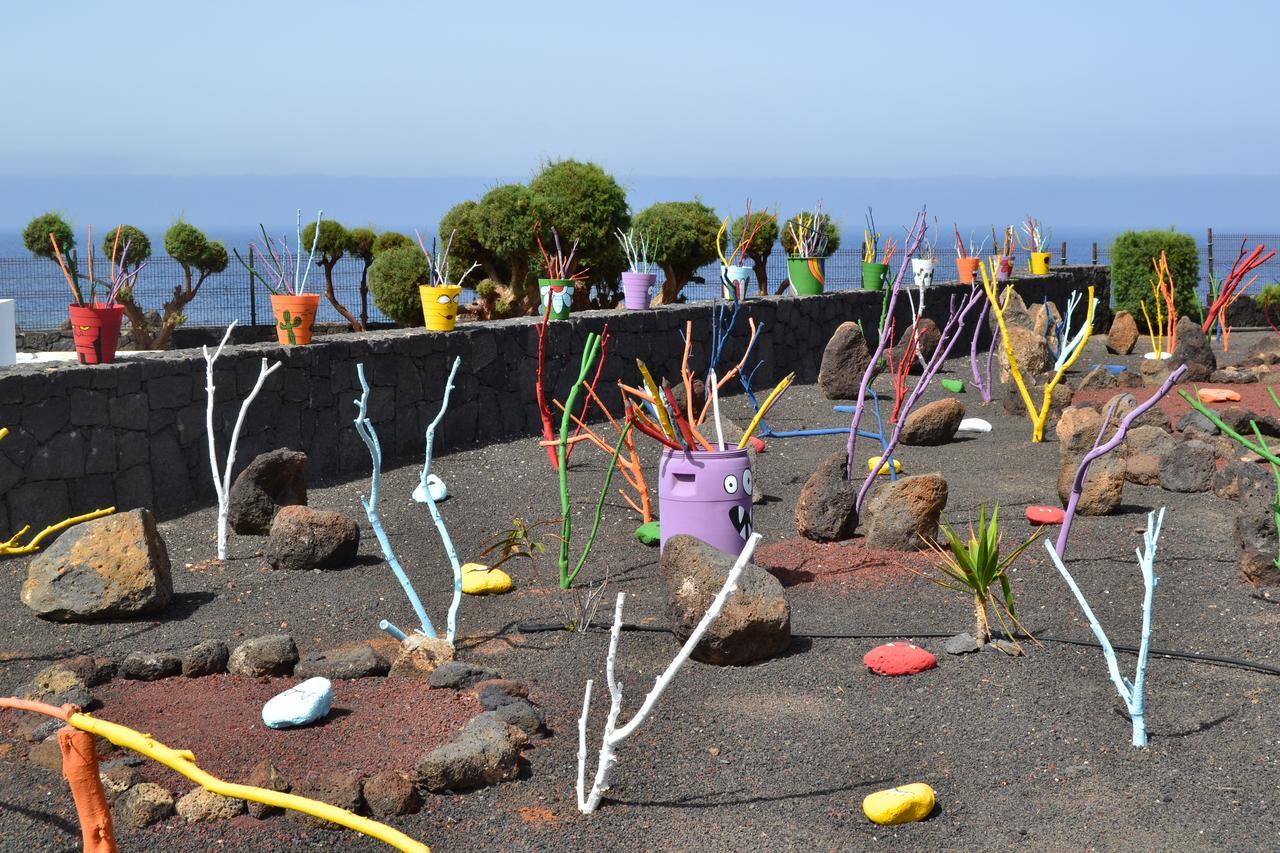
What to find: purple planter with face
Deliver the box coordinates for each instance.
[621,271,656,310]
[658,447,753,557]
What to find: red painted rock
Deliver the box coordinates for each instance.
[863,643,937,676]
[1025,505,1065,525]
[1198,388,1241,403]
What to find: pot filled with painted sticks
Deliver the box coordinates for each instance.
[911,219,938,288]
[536,225,588,320]
[416,227,479,331]
[616,227,658,310]
[1020,215,1053,275]
[861,208,896,292]
[51,225,137,364]
[784,202,838,296]
[716,208,766,301]
[235,210,324,345]
[953,225,989,285]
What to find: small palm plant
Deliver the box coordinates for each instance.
[922,505,1038,645]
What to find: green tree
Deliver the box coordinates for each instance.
[367,244,430,327]
[372,231,412,255]
[302,219,360,331]
[529,159,630,309]
[780,210,841,257]
[633,200,721,304]
[147,220,228,349]
[471,183,539,313]
[100,224,151,272]
[438,201,488,284]
[730,211,779,294]
[347,227,376,327]
[1110,229,1200,319]
[23,212,78,286]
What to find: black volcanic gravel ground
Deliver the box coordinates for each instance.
[1,332,1278,852]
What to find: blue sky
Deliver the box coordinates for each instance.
[3,0,1276,179]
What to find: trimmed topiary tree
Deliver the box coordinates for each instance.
[302,219,360,331]
[730,211,779,294]
[151,221,228,350]
[471,184,539,313]
[372,230,412,256]
[23,212,77,281]
[1110,229,1200,319]
[99,224,153,345]
[368,244,429,327]
[633,200,721,304]
[347,227,376,327]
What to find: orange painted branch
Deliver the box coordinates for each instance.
[59,726,117,853]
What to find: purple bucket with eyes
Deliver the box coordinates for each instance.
[658,447,753,557]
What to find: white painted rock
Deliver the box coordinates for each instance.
[957,418,992,433]
[411,474,448,503]
[262,677,332,729]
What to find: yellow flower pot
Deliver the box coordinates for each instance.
[420,284,461,331]
[1029,251,1051,275]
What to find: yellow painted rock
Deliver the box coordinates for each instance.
[460,562,512,595]
[867,456,903,476]
[862,783,935,825]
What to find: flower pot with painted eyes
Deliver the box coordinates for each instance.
[270,293,320,345]
[420,284,461,331]
[658,447,753,557]
[539,278,572,320]
[955,256,981,284]
[996,256,1015,281]
[861,261,889,292]
[787,256,826,296]
[621,272,656,310]
[68,302,125,364]
[720,264,752,300]
[911,257,936,288]
[1029,252,1051,275]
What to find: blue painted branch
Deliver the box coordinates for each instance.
[418,356,463,644]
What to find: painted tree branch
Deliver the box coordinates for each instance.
[1045,507,1164,747]
[577,533,761,814]
[355,364,436,640]
[1054,365,1187,557]
[204,321,281,560]
[417,356,464,644]
[534,300,558,469]
[969,298,996,403]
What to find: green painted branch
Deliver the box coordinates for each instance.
[566,422,633,588]
[557,333,604,589]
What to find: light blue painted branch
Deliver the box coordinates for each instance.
[354,363,436,639]
[1044,507,1164,747]
[418,356,464,645]
[1053,291,1096,372]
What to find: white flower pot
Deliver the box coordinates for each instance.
[0,300,14,367]
[911,258,936,288]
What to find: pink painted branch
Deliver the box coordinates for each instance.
[1053,365,1187,557]
[844,210,927,479]
[855,289,983,512]
[970,298,995,403]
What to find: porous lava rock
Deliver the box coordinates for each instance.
[861,473,948,551]
[1106,311,1139,354]
[413,715,527,793]
[794,451,859,542]
[899,399,965,446]
[818,322,873,399]
[265,506,359,571]
[227,448,308,535]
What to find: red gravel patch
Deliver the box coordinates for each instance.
[1073,378,1280,426]
[755,537,930,592]
[88,675,480,787]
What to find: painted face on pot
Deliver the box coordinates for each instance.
[428,285,460,322]
[541,284,568,314]
[723,467,753,541]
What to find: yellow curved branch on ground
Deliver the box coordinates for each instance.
[980,260,1095,442]
[67,712,429,852]
[1,507,117,555]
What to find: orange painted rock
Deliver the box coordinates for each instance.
[1198,388,1241,403]
[863,642,937,676]
[1026,505,1065,525]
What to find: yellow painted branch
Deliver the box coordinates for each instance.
[1031,287,1095,441]
[67,712,429,852]
[1,507,117,556]
[980,259,1038,424]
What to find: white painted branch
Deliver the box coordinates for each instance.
[577,533,761,813]
[417,356,464,645]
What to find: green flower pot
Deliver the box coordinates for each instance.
[538,278,572,320]
[787,256,826,296]
[861,261,889,292]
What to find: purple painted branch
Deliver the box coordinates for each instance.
[855,287,983,511]
[844,210,927,479]
[970,297,995,403]
[1054,365,1188,557]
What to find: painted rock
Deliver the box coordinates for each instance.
[460,563,512,595]
[863,643,937,676]
[262,677,332,729]
[867,456,903,476]
[956,418,992,433]
[863,783,936,825]
[635,521,660,546]
[1105,364,1127,375]
[411,474,448,504]
[1025,505,1065,525]
[1198,388,1241,403]
[940,378,965,393]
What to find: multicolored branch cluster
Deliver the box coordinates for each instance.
[1018,215,1051,253]
[615,228,657,274]
[863,207,897,265]
[786,202,830,258]
[953,224,989,259]
[536,225,589,282]
[1140,251,1178,357]
[1202,240,1274,350]
[416,227,481,286]
[233,210,323,296]
[50,224,145,307]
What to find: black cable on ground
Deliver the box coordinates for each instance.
[516,622,1280,678]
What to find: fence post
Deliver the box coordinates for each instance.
[248,245,257,327]
[1060,241,1067,266]
[1091,241,1098,265]
[1206,227,1214,284]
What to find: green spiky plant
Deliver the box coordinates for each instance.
[922,505,1039,645]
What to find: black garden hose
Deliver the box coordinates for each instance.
[516,622,1280,678]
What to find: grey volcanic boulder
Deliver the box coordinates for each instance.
[414,715,527,793]
[21,509,172,621]
[659,534,791,665]
[900,399,964,446]
[363,770,419,817]
[227,448,308,535]
[1057,453,1124,515]
[1214,459,1271,501]
[120,651,181,681]
[1236,490,1280,586]
[295,643,389,680]
[181,640,229,677]
[818,322,872,399]
[265,505,359,571]
[1122,425,1177,486]
[117,783,174,829]
[1158,439,1215,492]
[861,473,948,551]
[1169,316,1216,381]
[996,326,1051,384]
[228,635,298,677]
[1106,311,1139,355]
[794,451,859,542]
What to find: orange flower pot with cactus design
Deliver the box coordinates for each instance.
[270,293,319,345]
